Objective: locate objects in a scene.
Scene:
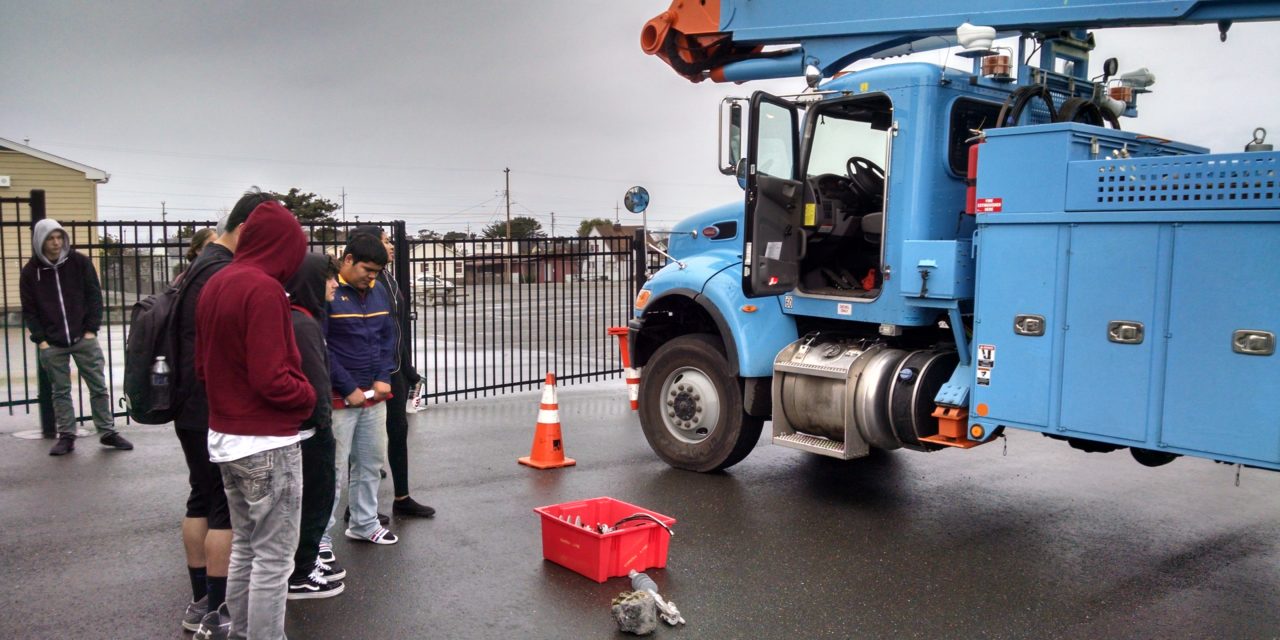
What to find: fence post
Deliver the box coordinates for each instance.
[29,190,56,438]
[392,221,413,370]
[632,229,647,289]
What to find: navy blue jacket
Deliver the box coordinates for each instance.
[326,276,396,397]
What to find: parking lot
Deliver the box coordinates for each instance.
[1,382,1277,639]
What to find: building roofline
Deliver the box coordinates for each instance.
[0,137,109,183]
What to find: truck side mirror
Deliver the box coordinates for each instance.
[736,158,748,191]
[720,99,745,176]
[1102,57,1118,82]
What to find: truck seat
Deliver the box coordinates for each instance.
[861,211,883,243]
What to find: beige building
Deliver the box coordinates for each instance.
[0,137,109,310]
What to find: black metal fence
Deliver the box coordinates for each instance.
[0,194,640,425]
[409,236,636,402]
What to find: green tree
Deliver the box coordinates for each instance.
[268,188,341,243]
[577,218,612,237]
[416,229,441,241]
[481,216,545,239]
[270,188,340,224]
[442,231,469,242]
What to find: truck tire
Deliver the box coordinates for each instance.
[638,334,764,472]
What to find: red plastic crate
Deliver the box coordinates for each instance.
[534,497,676,583]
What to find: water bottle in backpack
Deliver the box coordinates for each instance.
[151,356,171,409]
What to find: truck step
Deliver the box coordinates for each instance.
[772,433,863,460]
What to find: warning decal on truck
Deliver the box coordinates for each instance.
[976,367,992,386]
[977,344,996,368]
[975,198,1002,213]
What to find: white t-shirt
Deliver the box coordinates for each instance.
[207,430,303,463]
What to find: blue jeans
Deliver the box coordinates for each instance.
[327,402,388,537]
[220,444,302,640]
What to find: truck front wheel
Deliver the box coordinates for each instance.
[638,334,764,472]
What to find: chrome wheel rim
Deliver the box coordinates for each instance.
[659,366,721,444]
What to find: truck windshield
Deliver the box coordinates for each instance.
[807,110,889,177]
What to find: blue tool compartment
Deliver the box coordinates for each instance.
[976,123,1206,215]
[900,240,974,301]
[971,124,1280,470]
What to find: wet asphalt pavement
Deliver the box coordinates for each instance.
[1,382,1277,639]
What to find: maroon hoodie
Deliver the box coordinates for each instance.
[195,201,315,437]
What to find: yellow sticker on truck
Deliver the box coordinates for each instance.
[804,202,816,226]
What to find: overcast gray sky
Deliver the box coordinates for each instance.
[2,2,1277,235]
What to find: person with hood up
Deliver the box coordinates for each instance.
[20,219,133,456]
[283,253,345,600]
[194,200,315,640]
[173,189,272,637]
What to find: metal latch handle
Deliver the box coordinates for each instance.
[1108,321,1144,345]
[1014,314,1045,337]
[1233,330,1275,356]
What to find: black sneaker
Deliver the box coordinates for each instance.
[315,557,346,581]
[193,603,229,640]
[49,436,75,456]
[344,506,390,525]
[99,432,134,450]
[287,569,345,600]
[392,496,436,518]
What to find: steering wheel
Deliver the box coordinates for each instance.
[845,156,886,210]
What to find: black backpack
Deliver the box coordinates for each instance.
[122,260,215,424]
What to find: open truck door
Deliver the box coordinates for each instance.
[743,92,803,298]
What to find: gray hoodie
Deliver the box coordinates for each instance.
[32,219,70,267]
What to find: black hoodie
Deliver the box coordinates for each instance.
[286,253,333,432]
[19,219,103,347]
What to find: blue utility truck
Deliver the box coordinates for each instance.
[627,1,1280,473]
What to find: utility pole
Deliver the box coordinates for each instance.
[550,211,556,236]
[341,187,347,222]
[504,167,512,280]
[504,168,512,240]
[161,201,167,223]
[615,201,620,224]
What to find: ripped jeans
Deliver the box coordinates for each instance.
[220,444,302,640]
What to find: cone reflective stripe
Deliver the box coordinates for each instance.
[518,372,576,469]
[625,367,640,411]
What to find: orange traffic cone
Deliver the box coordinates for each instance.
[608,326,641,412]
[518,373,576,469]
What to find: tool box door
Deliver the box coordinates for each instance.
[1161,224,1280,465]
[970,224,1062,428]
[1058,225,1160,443]
[743,91,803,298]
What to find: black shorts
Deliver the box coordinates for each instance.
[175,426,231,530]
